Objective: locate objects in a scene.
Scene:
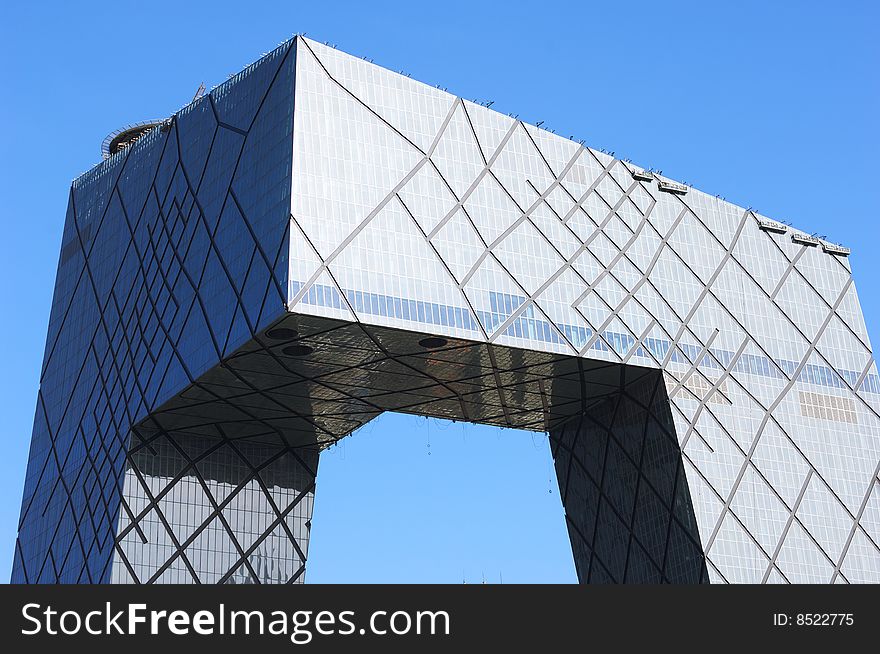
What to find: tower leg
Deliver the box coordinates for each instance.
[110,429,318,584]
[550,370,708,583]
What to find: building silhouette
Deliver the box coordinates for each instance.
[12,36,880,583]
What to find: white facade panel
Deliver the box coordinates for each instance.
[288,37,880,583]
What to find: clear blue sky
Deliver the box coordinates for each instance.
[1,0,878,583]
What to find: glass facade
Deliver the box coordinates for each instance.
[12,41,299,583]
[551,370,708,583]
[112,432,316,584]
[12,36,880,583]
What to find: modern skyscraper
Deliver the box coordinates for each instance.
[12,36,880,584]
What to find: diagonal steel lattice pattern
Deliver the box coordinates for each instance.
[12,36,880,584]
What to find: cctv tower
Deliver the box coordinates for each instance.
[12,37,880,584]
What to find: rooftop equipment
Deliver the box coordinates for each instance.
[657,180,688,195]
[791,233,821,247]
[756,217,788,234]
[821,242,851,257]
